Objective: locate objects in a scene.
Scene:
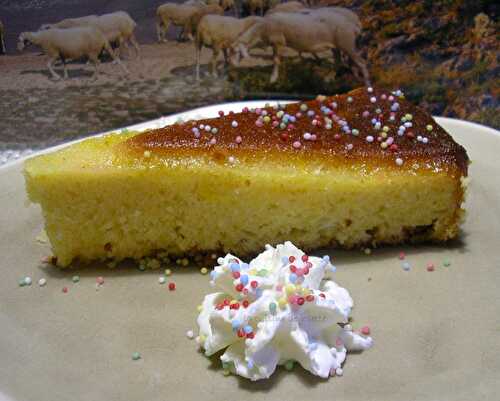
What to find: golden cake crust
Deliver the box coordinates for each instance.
[125,87,469,176]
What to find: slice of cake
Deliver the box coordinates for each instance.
[24,87,469,267]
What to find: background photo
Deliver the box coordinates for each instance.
[0,0,498,164]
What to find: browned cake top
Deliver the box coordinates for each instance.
[125,87,469,175]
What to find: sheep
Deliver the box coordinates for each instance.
[40,12,140,59]
[195,15,262,80]
[266,1,305,15]
[157,4,200,42]
[299,7,365,76]
[187,4,225,39]
[0,19,5,55]
[17,27,128,80]
[231,12,369,85]
[92,11,140,58]
[156,3,223,42]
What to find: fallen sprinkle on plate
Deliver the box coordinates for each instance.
[168,282,176,291]
[158,276,166,284]
[132,352,141,361]
[443,260,451,267]
[165,269,172,276]
[427,263,435,272]
[38,278,47,287]
[72,275,80,283]
[399,251,406,260]
[284,360,294,371]
[62,287,68,293]
[402,262,411,271]
[360,326,371,335]
[186,330,194,339]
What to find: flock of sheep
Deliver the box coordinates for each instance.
[2,0,370,85]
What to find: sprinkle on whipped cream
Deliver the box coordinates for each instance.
[195,242,373,381]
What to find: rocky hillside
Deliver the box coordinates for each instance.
[236,0,499,128]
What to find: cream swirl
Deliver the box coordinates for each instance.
[196,241,372,381]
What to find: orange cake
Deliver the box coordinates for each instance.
[24,87,469,267]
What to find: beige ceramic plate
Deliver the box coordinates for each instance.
[0,104,499,401]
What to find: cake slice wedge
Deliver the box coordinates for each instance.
[24,87,469,267]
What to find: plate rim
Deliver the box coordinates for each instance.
[1,99,499,172]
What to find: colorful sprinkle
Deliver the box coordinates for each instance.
[62,287,68,293]
[427,263,435,272]
[131,352,141,361]
[168,282,176,291]
[395,158,404,166]
[402,262,411,271]
[399,252,406,260]
[158,276,166,284]
[200,267,208,275]
[38,278,47,287]
[186,330,194,339]
[165,269,172,276]
[360,326,371,335]
[443,260,451,267]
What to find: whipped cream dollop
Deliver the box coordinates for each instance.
[196,242,373,381]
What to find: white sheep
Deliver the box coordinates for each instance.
[93,11,140,58]
[0,19,5,54]
[266,1,305,15]
[195,15,262,80]
[299,7,366,78]
[17,27,128,80]
[156,3,223,42]
[41,12,140,59]
[231,12,369,84]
